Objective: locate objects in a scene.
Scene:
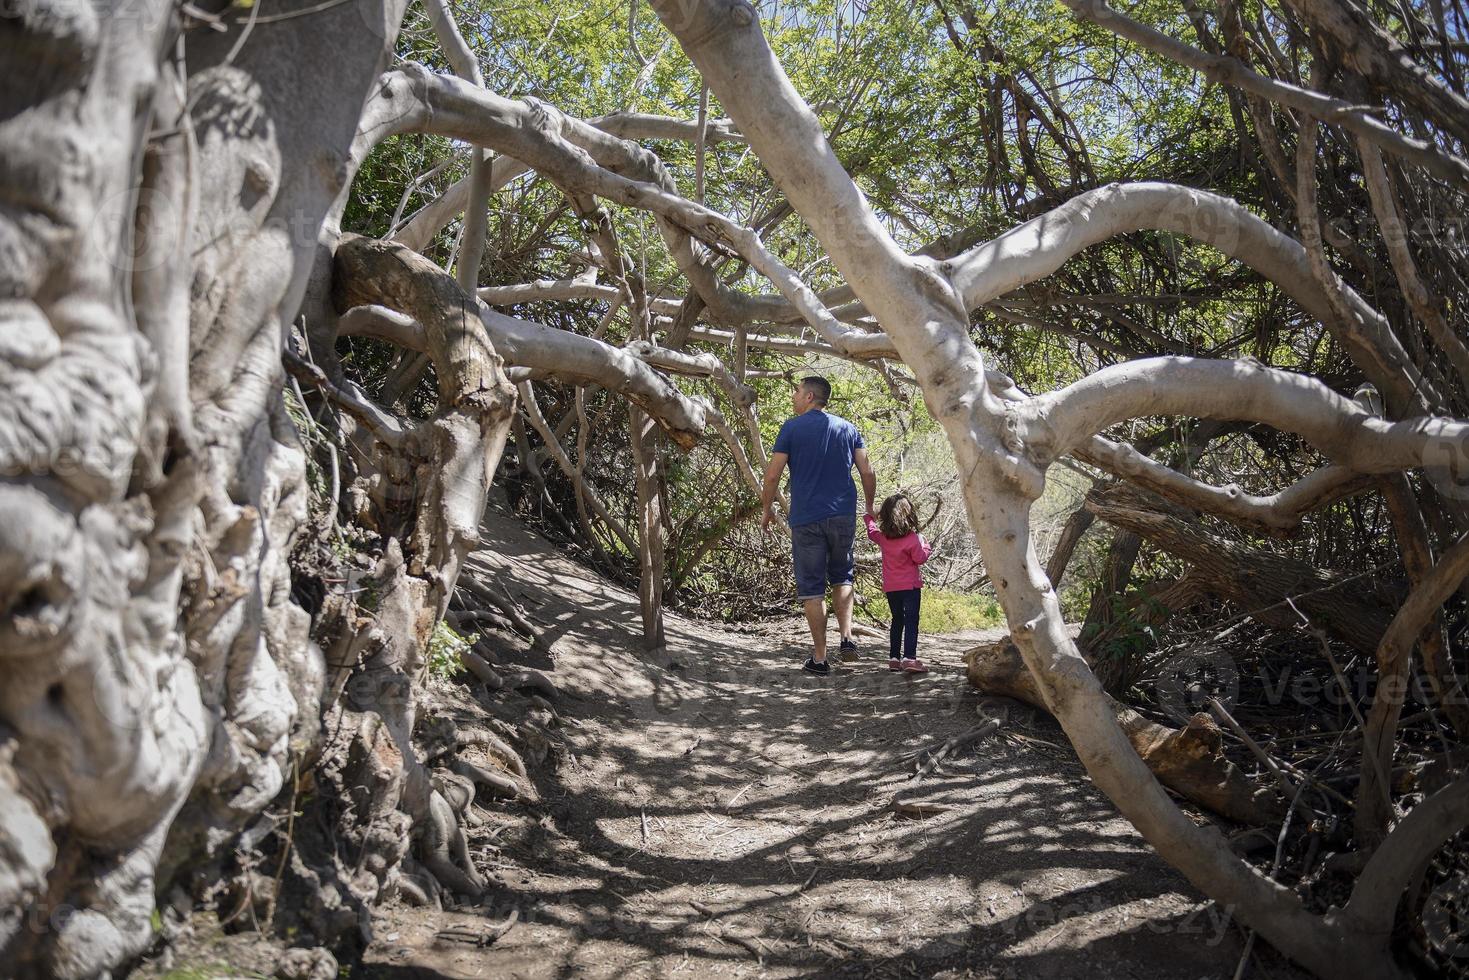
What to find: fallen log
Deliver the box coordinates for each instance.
[965,637,1286,825]
[1085,484,1396,656]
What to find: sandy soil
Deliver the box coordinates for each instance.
[141,502,1306,979]
[349,505,1304,980]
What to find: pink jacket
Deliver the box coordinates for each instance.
[864,514,932,592]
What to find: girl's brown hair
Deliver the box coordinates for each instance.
[878,493,918,539]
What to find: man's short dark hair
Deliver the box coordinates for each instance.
[799,375,832,407]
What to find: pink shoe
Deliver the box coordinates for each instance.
[888,658,903,671]
[901,658,928,674]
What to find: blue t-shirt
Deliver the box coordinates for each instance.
[772,410,864,526]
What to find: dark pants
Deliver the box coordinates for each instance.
[791,514,857,601]
[886,588,921,660]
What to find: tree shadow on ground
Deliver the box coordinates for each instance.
[359,504,1306,980]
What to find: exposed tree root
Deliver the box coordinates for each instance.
[501,668,561,702]
[462,649,506,690]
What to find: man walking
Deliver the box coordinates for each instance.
[761,376,876,675]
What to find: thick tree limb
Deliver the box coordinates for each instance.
[590,109,746,145]
[477,271,680,316]
[331,234,706,448]
[1017,356,1469,474]
[392,104,746,254]
[338,304,427,350]
[623,339,754,408]
[369,63,900,361]
[1084,483,1394,657]
[965,637,1284,825]
[949,183,1432,414]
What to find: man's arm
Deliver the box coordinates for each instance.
[854,447,876,515]
[761,451,788,533]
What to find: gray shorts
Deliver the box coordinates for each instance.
[791,514,856,601]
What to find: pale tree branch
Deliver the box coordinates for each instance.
[482,303,706,449]
[284,348,407,450]
[699,401,770,505]
[1060,0,1469,186]
[622,338,779,504]
[1018,355,1469,473]
[622,340,753,408]
[391,105,745,254]
[477,271,681,316]
[591,109,745,145]
[1347,772,1469,936]
[1075,436,1372,537]
[423,0,491,292]
[947,181,1434,415]
[395,155,532,253]
[332,234,707,447]
[381,63,898,360]
[338,304,427,350]
[1356,136,1469,389]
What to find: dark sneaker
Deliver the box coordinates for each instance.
[901,658,929,674]
[838,638,859,662]
[888,658,903,671]
[802,657,831,675]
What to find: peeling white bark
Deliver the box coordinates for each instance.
[1,2,411,974]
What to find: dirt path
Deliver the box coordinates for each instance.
[357,506,1303,980]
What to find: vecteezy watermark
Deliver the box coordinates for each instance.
[1153,645,1240,723]
[8,899,81,938]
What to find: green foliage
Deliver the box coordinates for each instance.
[426,620,476,679]
[333,0,1360,625]
[157,966,268,980]
[1081,591,1167,688]
[918,588,1006,633]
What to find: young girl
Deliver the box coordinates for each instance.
[863,493,933,673]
